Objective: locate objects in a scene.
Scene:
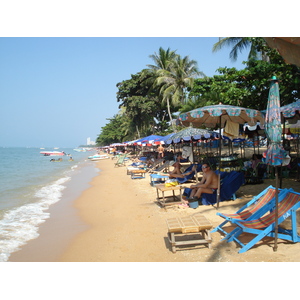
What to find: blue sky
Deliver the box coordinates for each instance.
[0,37,250,147]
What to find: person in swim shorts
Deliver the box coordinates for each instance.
[183,163,218,203]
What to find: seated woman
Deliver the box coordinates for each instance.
[183,163,218,204]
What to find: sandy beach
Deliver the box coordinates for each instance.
[9,153,300,263]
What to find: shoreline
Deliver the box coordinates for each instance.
[9,153,300,262]
[9,161,97,262]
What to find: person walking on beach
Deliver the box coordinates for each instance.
[157,144,164,159]
[184,163,218,203]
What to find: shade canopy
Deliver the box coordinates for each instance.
[264,37,300,67]
[165,127,218,144]
[134,134,164,145]
[177,104,265,128]
[280,99,300,122]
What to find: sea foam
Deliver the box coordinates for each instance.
[0,176,70,262]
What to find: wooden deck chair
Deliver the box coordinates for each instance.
[212,185,284,236]
[225,190,300,253]
[114,154,126,167]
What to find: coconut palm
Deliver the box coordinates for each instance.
[155,54,204,128]
[212,37,262,62]
[147,47,177,71]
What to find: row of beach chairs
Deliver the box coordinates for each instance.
[112,153,300,253]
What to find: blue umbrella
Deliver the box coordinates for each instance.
[263,75,288,252]
[135,134,164,145]
[156,133,176,144]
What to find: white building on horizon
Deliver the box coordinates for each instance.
[87,137,96,146]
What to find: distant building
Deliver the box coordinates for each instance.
[87,137,96,146]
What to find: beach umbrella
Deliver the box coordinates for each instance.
[165,127,218,174]
[177,104,265,207]
[156,133,176,144]
[165,127,218,144]
[135,134,164,145]
[177,104,265,128]
[280,99,300,121]
[263,76,288,252]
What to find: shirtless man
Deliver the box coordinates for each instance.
[157,144,164,159]
[184,163,218,203]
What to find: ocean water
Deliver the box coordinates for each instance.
[0,147,97,262]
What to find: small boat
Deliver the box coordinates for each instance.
[88,154,109,161]
[40,151,66,156]
[73,148,86,152]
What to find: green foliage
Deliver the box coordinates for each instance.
[97,38,300,145]
[96,114,128,146]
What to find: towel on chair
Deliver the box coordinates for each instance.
[182,146,193,163]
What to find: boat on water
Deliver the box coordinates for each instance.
[73,148,86,152]
[88,154,109,161]
[40,151,66,156]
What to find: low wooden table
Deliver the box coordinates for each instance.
[166,214,213,253]
[130,169,146,179]
[155,184,183,208]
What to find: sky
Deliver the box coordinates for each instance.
[0,37,250,148]
[0,2,295,148]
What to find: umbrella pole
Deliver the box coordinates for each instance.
[217,116,222,208]
[274,166,279,252]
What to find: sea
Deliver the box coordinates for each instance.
[0,147,98,262]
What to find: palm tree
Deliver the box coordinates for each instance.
[155,54,204,128]
[147,47,177,71]
[212,37,261,62]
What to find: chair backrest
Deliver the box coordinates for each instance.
[222,187,277,220]
[201,171,245,205]
[177,164,202,183]
[242,191,300,229]
[152,160,170,172]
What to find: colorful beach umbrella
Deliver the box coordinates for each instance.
[177,104,265,128]
[281,99,300,119]
[135,134,164,145]
[263,76,287,252]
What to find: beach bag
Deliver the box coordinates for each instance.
[165,179,179,187]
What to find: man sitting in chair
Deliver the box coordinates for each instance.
[184,163,218,203]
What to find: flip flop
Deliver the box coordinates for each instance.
[178,203,189,208]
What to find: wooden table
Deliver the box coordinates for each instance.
[166,214,213,253]
[130,169,146,179]
[155,184,184,207]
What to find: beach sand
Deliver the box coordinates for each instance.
[9,154,300,262]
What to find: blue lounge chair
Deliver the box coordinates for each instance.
[213,187,292,245]
[224,190,300,253]
[211,185,280,236]
[176,164,203,184]
[183,171,245,205]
